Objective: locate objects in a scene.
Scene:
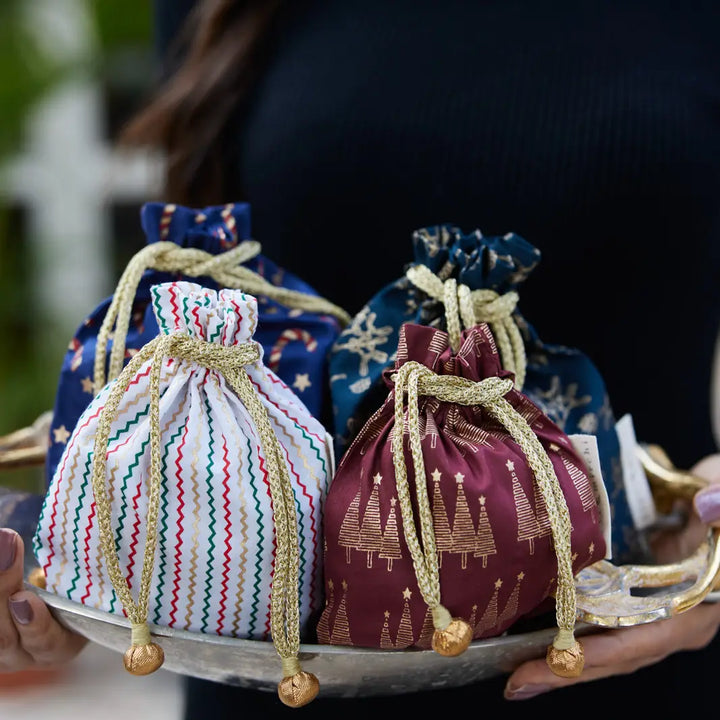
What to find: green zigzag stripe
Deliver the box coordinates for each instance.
[152,419,186,625]
[294,422,326,476]
[66,449,94,599]
[151,287,168,334]
[200,395,217,633]
[246,432,263,638]
[110,434,150,614]
[182,296,192,334]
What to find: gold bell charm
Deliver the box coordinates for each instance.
[430,605,473,657]
[277,658,320,707]
[124,622,165,676]
[27,567,47,590]
[546,630,585,678]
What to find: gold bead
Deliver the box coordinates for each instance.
[27,567,46,590]
[277,671,320,707]
[431,618,473,657]
[546,639,585,678]
[123,642,165,676]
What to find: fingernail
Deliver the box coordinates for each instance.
[504,683,552,700]
[695,487,720,524]
[10,598,33,625]
[0,529,17,571]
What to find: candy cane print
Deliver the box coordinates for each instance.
[268,329,317,371]
[159,203,176,240]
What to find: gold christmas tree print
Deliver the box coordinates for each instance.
[443,407,493,451]
[497,571,524,628]
[552,442,596,515]
[316,578,334,643]
[359,473,384,568]
[468,604,478,631]
[417,605,435,649]
[338,487,362,564]
[395,588,416,648]
[473,495,497,567]
[475,578,502,636]
[509,459,543,554]
[431,469,452,568]
[533,479,552,539]
[379,497,402,571]
[451,472,476,569]
[418,405,440,449]
[380,610,395,649]
[330,580,352,646]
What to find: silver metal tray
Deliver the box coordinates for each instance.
[29,583,582,698]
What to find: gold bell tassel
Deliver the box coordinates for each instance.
[91,331,321,701]
[391,362,473,657]
[125,622,165,676]
[391,361,583,676]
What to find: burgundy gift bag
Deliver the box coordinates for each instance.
[318,322,606,675]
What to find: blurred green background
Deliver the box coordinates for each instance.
[0,0,155,493]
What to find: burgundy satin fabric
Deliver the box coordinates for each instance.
[317,322,606,650]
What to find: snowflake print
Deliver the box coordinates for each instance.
[333,307,394,377]
[530,376,592,430]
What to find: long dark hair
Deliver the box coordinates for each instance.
[120,0,285,206]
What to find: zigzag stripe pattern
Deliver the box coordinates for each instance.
[200,392,217,633]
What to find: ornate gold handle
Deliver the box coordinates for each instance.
[0,411,51,469]
[574,443,720,627]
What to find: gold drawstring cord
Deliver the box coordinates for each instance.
[94,240,352,391]
[90,332,320,706]
[390,361,582,675]
[405,264,526,390]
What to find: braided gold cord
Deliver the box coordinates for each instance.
[90,332,308,680]
[405,264,526,389]
[390,361,576,647]
[94,241,351,390]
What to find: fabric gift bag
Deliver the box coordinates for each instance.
[329,224,639,562]
[34,281,335,707]
[46,201,349,489]
[319,322,607,678]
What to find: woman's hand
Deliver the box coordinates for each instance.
[504,453,720,701]
[0,528,87,671]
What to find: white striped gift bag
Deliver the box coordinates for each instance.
[33,280,334,707]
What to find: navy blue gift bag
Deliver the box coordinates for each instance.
[45,201,350,488]
[329,224,644,562]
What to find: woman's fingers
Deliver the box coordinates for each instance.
[0,529,33,670]
[8,589,87,666]
[0,528,87,670]
[504,602,720,700]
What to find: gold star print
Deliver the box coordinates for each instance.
[292,373,312,392]
[80,376,94,394]
[431,468,442,483]
[373,473,382,484]
[494,579,503,590]
[506,460,515,471]
[454,472,465,484]
[402,587,412,600]
[479,495,486,506]
[384,610,390,619]
[328,579,334,591]
[589,542,595,554]
[342,580,348,591]
[517,572,525,582]
[549,443,560,452]
[390,497,397,507]
[53,425,71,444]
